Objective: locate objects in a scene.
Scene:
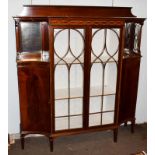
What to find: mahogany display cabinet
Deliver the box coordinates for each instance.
[13,5,145,151]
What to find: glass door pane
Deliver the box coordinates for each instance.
[54,28,85,131]
[89,28,120,127]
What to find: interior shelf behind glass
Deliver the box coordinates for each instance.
[55,86,115,100]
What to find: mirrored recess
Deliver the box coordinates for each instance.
[124,23,142,54]
[20,22,42,53]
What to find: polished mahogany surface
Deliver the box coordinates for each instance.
[13,5,145,151]
[18,5,135,18]
[119,55,141,125]
[18,62,50,133]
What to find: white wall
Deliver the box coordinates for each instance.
[8,0,22,134]
[8,0,147,134]
[113,0,147,125]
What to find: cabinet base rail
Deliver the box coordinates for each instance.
[20,122,135,152]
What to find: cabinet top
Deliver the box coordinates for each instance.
[14,5,136,18]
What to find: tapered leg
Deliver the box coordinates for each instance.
[21,135,25,150]
[113,129,118,143]
[49,137,53,152]
[131,120,135,133]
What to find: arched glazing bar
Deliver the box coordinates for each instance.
[54,28,85,130]
[89,28,120,126]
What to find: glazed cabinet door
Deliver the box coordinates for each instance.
[50,27,85,132]
[88,27,124,128]
[18,62,51,133]
[49,19,124,133]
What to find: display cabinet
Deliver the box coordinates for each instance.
[13,5,145,151]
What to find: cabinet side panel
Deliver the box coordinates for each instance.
[119,56,141,124]
[18,63,51,133]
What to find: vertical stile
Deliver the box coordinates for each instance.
[114,25,125,124]
[83,26,92,129]
[49,26,55,133]
[15,20,21,53]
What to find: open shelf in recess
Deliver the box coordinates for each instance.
[16,52,50,62]
[55,85,115,100]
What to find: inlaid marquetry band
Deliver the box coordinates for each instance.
[49,19,124,26]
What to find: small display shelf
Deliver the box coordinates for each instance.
[55,86,115,100]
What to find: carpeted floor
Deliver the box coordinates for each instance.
[8,123,147,155]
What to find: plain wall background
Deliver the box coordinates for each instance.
[8,0,147,134]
